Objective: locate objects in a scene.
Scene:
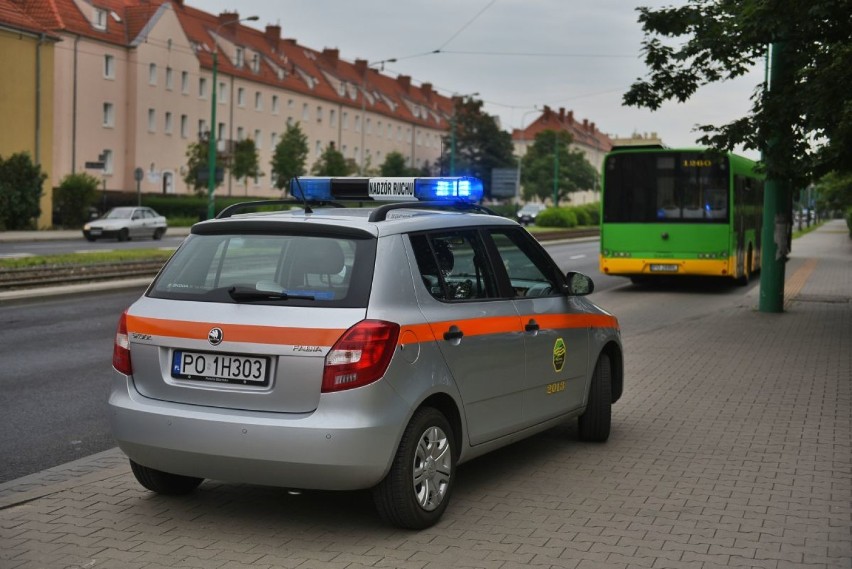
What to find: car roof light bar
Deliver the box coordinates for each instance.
[289,176,485,203]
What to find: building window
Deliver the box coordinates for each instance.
[315,141,322,156]
[198,119,207,137]
[102,102,114,127]
[165,112,173,134]
[218,122,225,140]
[94,8,107,30]
[366,118,372,134]
[302,103,309,120]
[255,92,263,111]
[287,99,294,109]
[103,55,115,79]
[316,106,323,123]
[286,117,294,127]
[329,109,336,126]
[199,77,208,99]
[147,109,156,132]
[342,112,349,129]
[270,132,278,148]
[251,54,260,73]
[272,95,280,114]
[181,71,189,94]
[254,129,262,148]
[218,81,227,103]
[237,87,245,107]
[355,115,361,133]
[148,63,157,85]
[102,149,113,174]
[236,48,244,67]
[237,127,245,141]
[165,67,173,90]
[180,114,188,138]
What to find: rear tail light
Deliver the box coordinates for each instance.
[113,309,133,375]
[322,320,400,393]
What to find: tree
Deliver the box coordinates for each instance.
[0,152,46,230]
[623,0,852,187]
[270,122,309,193]
[311,143,352,176]
[520,130,598,205]
[55,172,99,227]
[183,134,227,197]
[380,151,419,176]
[814,171,852,217]
[231,138,262,190]
[439,97,516,198]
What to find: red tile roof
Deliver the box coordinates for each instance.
[0,0,55,36]
[513,105,612,152]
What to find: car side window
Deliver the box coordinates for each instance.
[410,230,498,301]
[489,229,561,297]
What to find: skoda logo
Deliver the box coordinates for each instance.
[208,328,223,346]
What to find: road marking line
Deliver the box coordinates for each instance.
[0,253,33,258]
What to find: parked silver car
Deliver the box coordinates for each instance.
[109,177,623,529]
[83,206,167,241]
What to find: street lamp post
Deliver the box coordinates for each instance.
[449,92,478,176]
[207,14,258,220]
[359,58,396,175]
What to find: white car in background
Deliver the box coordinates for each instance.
[83,207,167,242]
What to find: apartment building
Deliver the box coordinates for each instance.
[5,0,453,210]
[0,0,56,228]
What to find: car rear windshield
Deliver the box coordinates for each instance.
[147,233,376,307]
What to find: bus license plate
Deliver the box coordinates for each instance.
[650,264,679,272]
[172,351,269,385]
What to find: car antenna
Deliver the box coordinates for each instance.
[291,176,313,214]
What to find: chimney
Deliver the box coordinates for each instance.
[322,48,340,68]
[559,107,565,121]
[543,105,552,118]
[583,119,589,131]
[567,111,574,124]
[590,122,596,133]
[265,24,281,51]
[354,59,368,76]
[397,75,411,92]
[421,83,433,102]
[218,11,239,34]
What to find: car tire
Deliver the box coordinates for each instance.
[84,235,96,242]
[129,460,203,495]
[118,228,129,242]
[373,407,455,529]
[578,353,612,442]
[153,228,164,240]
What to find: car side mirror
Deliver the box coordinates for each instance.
[563,271,594,296]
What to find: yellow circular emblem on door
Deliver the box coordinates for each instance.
[553,338,566,372]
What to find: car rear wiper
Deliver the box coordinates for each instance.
[227,285,315,302]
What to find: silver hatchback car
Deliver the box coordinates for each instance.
[109,176,623,529]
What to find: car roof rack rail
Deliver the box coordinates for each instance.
[368,201,497,222]
[216,199,344,219]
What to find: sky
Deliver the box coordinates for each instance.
[194,0,764,158]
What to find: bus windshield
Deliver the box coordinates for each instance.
[603,152,730,223]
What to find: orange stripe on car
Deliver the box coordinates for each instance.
[127,315,346,346]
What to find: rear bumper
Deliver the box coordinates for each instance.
[599,257,733,277]
[108,374,408,490]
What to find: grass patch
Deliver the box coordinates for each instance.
[0,249,174,269]
[792,221,824,240]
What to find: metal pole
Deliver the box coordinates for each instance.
[206,49,218,220]
[759,41,791,313]
[450,109,456,176]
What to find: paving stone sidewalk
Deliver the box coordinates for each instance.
[1,221,849,569]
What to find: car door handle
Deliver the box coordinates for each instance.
[525,319,540,332]
[443,325,464,341]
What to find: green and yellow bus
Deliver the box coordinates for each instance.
[600,147,764,285]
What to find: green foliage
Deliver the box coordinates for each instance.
[380,151,419,176]
[183,134,229,196]
[439,97,517,198]
[487,203,519,219]
[624,0,852,185]
[0,152,46,230]
[270,123,309,192]
[231,138,262,188]
[520,130,598,205]
[536,207,578,228]
[581,202,601,225]
[0,248,172,269]
[814,171,852,217]
[141,195,272,221]
[312,144,353,176]
[55,173,100,228]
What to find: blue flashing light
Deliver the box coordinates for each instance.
[289,176,484,203]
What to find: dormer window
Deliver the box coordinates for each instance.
[235,48,245,67]
[251,55,260,73]
[94,8,108,30]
